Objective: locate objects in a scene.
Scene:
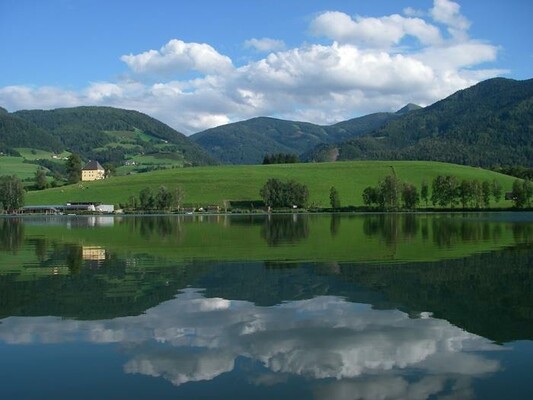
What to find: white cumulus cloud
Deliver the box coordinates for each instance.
[310,11,442,47]
[121,39,234,76]
[430,0,471,39]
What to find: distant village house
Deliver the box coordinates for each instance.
[82,160,105,181]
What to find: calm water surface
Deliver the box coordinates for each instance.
[0,213,531,399]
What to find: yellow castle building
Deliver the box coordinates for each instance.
[81,160,105,181]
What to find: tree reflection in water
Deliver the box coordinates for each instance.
[261,214,309,246]
[0,218,24,253]
[359,213,526,248]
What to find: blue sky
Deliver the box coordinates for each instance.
[1,0,531,134]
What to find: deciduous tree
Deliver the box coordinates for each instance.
[420,180,429,207]
[431,175,459,208]
[260,178,309,208]
[401,183,419,210]
[155,186,173,210]
[481,180,492,208]
[510,179,532,208]
[492,179,503,204]
[173,186,185,211]
[329,186,340,209]
[379,175,401,210]
[139,187,155,210]
[35,168,48,190]
[362,186,380,207]
[66,153,82,184]
[0,175,25,212]
[459,180,474,208]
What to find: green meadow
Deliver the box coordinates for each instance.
[0,156,42,180]
[26,160,517,208]
[0,149,69,181]
[14,148,70,161]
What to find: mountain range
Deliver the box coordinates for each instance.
[190,78,531,167]
[189,104,421,164]
[0,77,531,171]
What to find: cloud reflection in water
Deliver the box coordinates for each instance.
[0,289,502,397]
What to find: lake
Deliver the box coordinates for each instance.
[0,213,531,399]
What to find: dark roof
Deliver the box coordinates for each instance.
[82,160,104,171]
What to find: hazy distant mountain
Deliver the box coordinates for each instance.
[305,78,533,167]
[0,106,216,166]
[190,107,416,164]
[190,117,330,164]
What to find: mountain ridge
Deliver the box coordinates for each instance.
[305,77,533,167]
[2,77,531,171]
[190,106,415,164]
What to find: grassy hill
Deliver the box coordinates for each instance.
[0,106,216,175]
[0,156,48,180]
[306,78,533,167]
[25,160,517,208]
[190,109,410,165]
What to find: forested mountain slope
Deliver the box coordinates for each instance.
[1,106,216,166]
[305,78,533,167]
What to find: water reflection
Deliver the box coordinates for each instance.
[0,213,531,398]
[82,246,106,261]
[260,214,309,246]
[360,213,519,248]
[133,216,184,242]
[3,213,530,261]
[0,290,502,396]
[330,214,341,237]
[0,218,24,253]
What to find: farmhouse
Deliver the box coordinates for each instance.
[82,160,105,181]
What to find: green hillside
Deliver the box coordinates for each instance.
[0,156,48,180]
[25,160,517,208]
[306,78,533,167]
[1,106,216,170]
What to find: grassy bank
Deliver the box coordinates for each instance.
[26,160,517,208]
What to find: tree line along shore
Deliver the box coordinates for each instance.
[2,160,531,214]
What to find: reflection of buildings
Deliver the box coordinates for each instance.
[19,215,118,228]
[82,246,106,261]
[15,266,70,277]
[85,216,115,227]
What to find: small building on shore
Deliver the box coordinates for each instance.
[20,202,114,214]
